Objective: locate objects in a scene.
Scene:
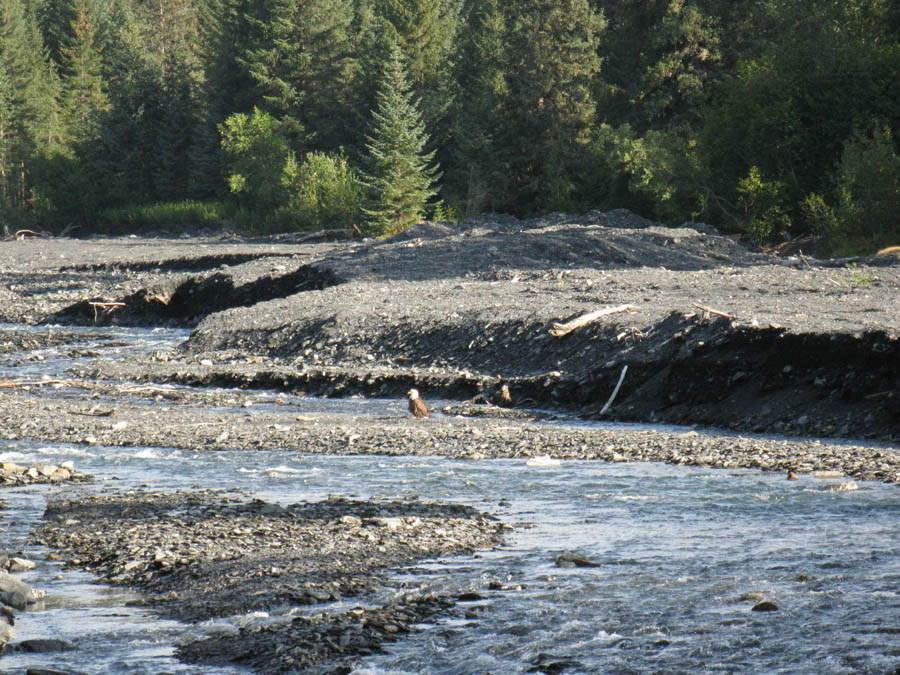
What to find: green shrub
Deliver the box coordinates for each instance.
[219,108,290,217]
[276,151,362,231]
[736,166,791,242]
[831,126,900,252]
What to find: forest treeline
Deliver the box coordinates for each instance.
[1,0,899,252]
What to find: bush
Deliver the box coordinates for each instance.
[219,108,290,217]
[276,152,362,231]
[735,166,791,242]
[831,126,900,252]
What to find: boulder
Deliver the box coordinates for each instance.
[0,572,43,609]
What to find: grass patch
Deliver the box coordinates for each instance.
[100,201,233,232]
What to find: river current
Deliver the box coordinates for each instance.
[1,325,898,674]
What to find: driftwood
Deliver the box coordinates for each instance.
[0,379,85,388]
[14,229,46,240]
[69,408,115,417]
[88,300,126,322]
[294,228,356,243]
[600,364,628,415]
[550,304,637,338]
[692,302,735,320]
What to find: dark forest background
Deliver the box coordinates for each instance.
[1,0,898,253]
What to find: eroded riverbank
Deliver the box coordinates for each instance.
[1,210,899,672]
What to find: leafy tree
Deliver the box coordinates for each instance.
[360,42,440,236]
[219,107,290,218]
[277,151,362,231]
[828,126,900,253]
[699,0,900,235]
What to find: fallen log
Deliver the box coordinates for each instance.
[0,379,84,388]
[88,300,126,322]
[692,302,735,320]
[550,304,637,338]
[600,365,628,415]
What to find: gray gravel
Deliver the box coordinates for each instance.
[1,209,899,672]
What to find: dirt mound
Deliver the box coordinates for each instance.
[1,208,898,440]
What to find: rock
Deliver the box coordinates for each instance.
[0,614,15,645]
[36,464,57,478]
[1,462,26,474]
[751,600,779,612]
[5,557,36,573]
[812,470,844,479]
[16,638,74,652]
[0,572,42,609]
[555,552,602,568]
[50,468,71,482]
[371,517,403,530]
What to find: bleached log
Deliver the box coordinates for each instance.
[600,364,628,415]
[692,302,735,320]
[550,304,637,338]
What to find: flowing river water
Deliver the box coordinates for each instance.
[1,325,899,674]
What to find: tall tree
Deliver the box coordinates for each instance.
[374,0,462,128]
[447,0,509,213]
[0,0,62,219]
[360,41,440,235]
[61,0,108,144]
[499,0,605,213]
[242,0,357,152]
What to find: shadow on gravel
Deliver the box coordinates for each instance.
[48,263,343,327]
[62,252,294,274]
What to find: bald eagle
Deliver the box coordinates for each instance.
[407,388,430,418]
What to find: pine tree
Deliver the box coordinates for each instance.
[360,42,440,236]
[447,0,509,213]
[61,0,108,144]
[243,0,357,153]
[500,0,605,213]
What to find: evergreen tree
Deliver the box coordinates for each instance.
[374,0,462,135]
[447,0,509,213]
[243,0,357,152]
[61,0,108,144]
[500,0,605,213]
[0,0,62,219]
[360,42,440,236]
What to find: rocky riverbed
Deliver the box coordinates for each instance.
[1,209,899,672]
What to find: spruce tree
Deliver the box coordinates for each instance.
[501,0,604,213]
[61,0,108,144]
[243,0,357,152]
[360,42,440,236]
[448,0,509,213]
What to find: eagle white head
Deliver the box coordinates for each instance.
[407,388,430,417]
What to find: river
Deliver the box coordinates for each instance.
[1,325,899,674]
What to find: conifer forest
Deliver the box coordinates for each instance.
[1,0,898,252]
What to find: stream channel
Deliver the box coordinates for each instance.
[1,325,899,674]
